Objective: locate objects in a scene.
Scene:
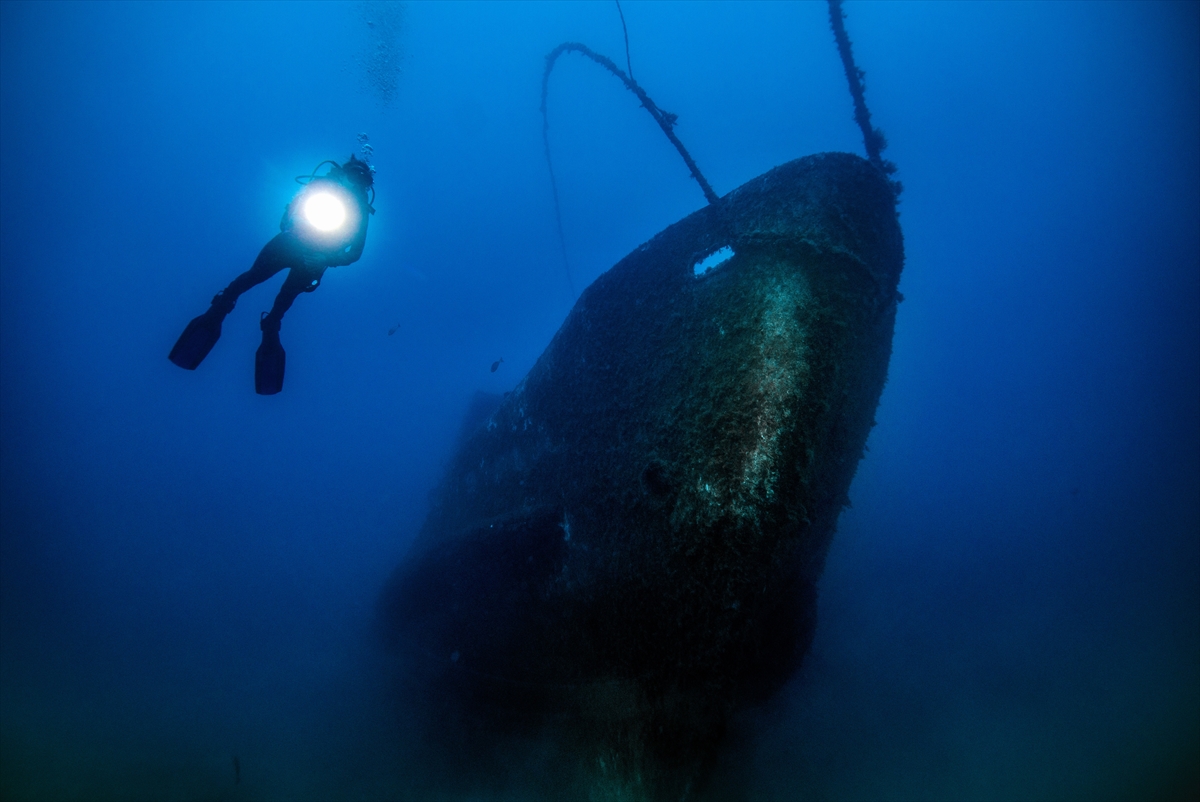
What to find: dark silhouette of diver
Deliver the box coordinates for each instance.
[169,155,375,394]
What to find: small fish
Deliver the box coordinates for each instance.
[233,755,241,785]
[388,324,400,336]
[491,358,504,373]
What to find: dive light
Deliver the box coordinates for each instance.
[303,192,346,232]
[295,182,360,248]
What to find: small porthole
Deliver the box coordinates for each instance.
[693,246,734,278]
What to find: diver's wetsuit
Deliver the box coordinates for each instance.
[218,185,370,333]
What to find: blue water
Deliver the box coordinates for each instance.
[1,2,1196,799]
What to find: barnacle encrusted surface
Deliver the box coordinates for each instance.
[380,152,903,799]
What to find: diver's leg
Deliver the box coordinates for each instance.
[260,267,313,332]
[169,235,297,370]
[217,233,298,310]
[255,268,317,395]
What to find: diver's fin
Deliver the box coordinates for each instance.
[169,293,235,370]
[169,308,225,370]
[255,325,285,395]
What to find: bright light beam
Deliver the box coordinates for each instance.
[303,192,346,232]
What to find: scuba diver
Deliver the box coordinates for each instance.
[169,155,375,394]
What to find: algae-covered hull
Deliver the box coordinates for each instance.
[380,152,903,797]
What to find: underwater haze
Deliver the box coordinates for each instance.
[1,1,1197,800]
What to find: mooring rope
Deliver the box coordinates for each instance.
[541,42,718,206]
[616,0,634,81]
[826,0,901,195]
[540,41,719,299]
[540,3,897,299]
[541,112,577,300]
[541,41,721,299]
